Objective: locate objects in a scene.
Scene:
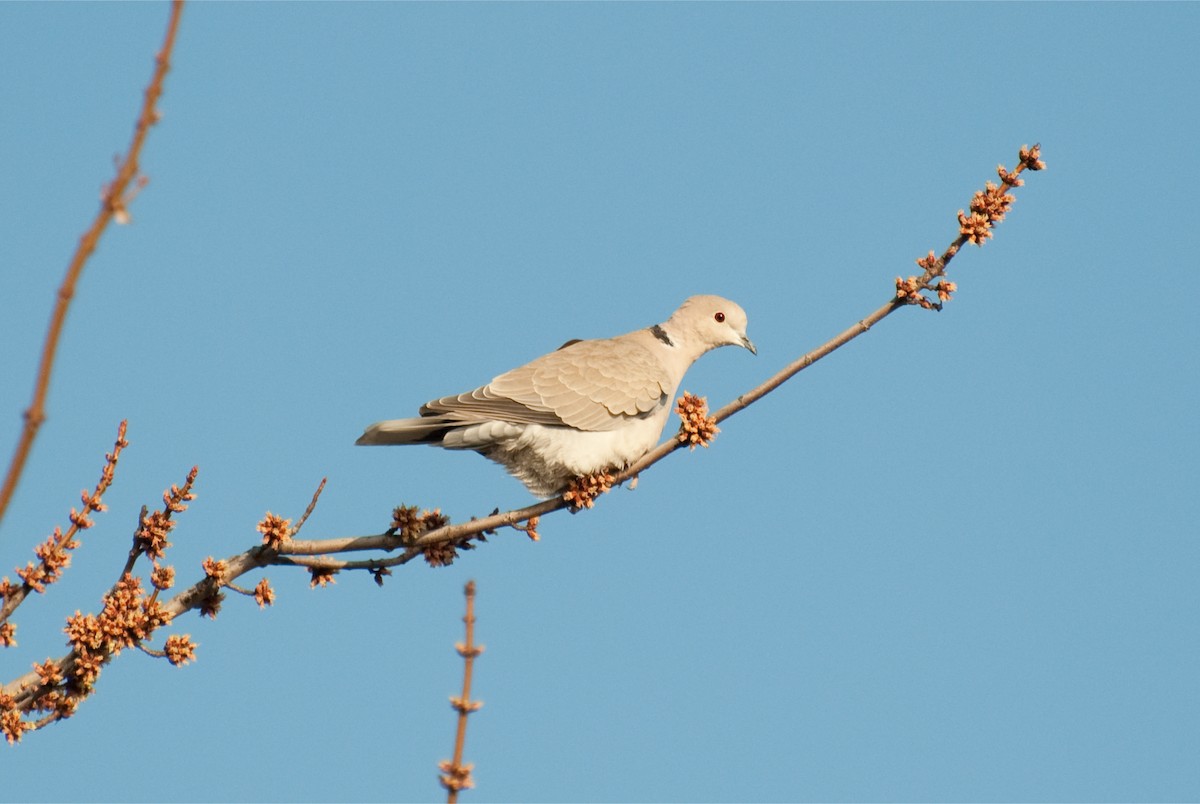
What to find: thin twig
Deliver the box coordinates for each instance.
[291,477,327,536]
[0,0,185,531]
[440,580,482,802]
[122,466,198,586]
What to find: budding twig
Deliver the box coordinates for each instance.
[0,421,129,628]
[439,580,483,802]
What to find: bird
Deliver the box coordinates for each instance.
[356,295,755,497]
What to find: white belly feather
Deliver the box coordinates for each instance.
[439,410,670,497]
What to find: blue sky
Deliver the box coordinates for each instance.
[2,3,1198,802]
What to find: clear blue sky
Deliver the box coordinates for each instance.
[2,3,1198,802]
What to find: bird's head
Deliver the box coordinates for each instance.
[668,295,756,356]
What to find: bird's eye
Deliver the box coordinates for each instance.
[714,312,726,323]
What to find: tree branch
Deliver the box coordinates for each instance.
[1,141,1044,738]
[0,0,185,532]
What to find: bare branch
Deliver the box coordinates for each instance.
[0,0,185,531]
[291,477,328,536]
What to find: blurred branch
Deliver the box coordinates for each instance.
[0,0,185,532]
[439,580,482,802]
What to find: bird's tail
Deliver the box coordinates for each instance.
[355,416,455,446]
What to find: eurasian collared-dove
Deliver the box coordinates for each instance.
[356,295,755,497]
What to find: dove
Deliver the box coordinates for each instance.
[356,295,755,497]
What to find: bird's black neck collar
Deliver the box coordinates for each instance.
[649,324,674,347]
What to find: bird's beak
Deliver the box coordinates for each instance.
[741,335,757,355]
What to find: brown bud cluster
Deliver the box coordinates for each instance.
[896,276,933,309]
[1,692,29,745]
[138,511,172,559]
[676,392,719,449]
[957,210,993,245]
[198,589,225,620]
[438,760,476,794]
[915,250,943,274]
[135,468,197,560]
[309,568,338,589]
[562,471,614,510]
[150,564,175,591]
[896,275,958,310]
[63,573,172,690]
[256,512,293,549]
[391,505,451,546]
[1019,144,1046,171]
[936,281,958,303]
[254,578,276,608]
[34,659,63,686]
[970,181,1016,227]
[32,690,78,722]
[201,556,228,585]
[163,634,197,666]
[423,541,460,568]
[515,516,541,542]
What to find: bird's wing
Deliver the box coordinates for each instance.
[421,332,671,431]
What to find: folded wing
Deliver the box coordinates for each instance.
[421,335,670,432]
